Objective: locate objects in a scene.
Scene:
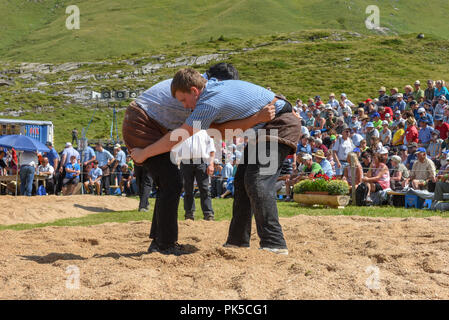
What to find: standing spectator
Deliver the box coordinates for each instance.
[19,150,38,196]
[80,143,96,189]
[112,144,126,186]
[408,148,436,190]
[176,130,216,221]
[37,157,54,194]
[62,155,80,195]
[340,93,354,108]
[332,126,354,177]
[425,80,435,102]
[58,142,80,194]
[44,142,59,193]
[84,160,102,195]
[95,142,114,195]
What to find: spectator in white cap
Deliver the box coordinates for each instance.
[380,120,392,146]
[365,122,379,147]
[328,93,339,109]
[340,93,354,108]
[393,93,406,112]
[417,107,434,126]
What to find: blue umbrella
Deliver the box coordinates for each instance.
[0,135,50,153]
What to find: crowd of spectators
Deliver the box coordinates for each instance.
[276,80,449,207]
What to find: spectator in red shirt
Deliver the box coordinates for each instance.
[434,115,449,140]
[405,118,419,145]
[378,105,393,121]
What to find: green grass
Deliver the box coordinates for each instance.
[1,198,448,231]
[1,0,449,62]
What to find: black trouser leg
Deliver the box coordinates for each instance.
[135,165,152,210]
[227,142,290,249]
[180,163,196,217]
[145,152,183,248]
[101,175,110,195]
[194,163,214,218]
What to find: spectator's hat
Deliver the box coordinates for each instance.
[385,113,391,118]
[371,112,380,118]
[314,130,321,135]
[65,142,72,148]
[342,124,350,132]
[394,110,401,115]
[373,98,379,103]
[302,153,312,161]
[45,141,52,146]
[307,109,313,113]
[400,145,408,151]
[432,130,440,136]
[114,143,121,149]
[365,98,372,103]
[419,118,429,124]
[379,86,386,92]
[313,150,326,159]
[214,159,220,164]
[435,115,443,121]
[325,104,332,110]
[379,147,389,155]
[410,100,417,106]
[353,147,361,153]
[330,135,336,141]
[313,110,320,117]
[391,155,402,163]
[396,93,403,98]
[417,107,426,114]
[382,120,389,126]
[417,147,426,153]
[438,95,447,101]
[408,142,418,148]
[424,100,432,105]
[414,80,421,85]
[392,87,399,92]
[366,122,374,128]
[315,138,323,144]
[314,95,321,100]
[329,93,335,97]
[360,115,369,121]
[341,93,347,98]
[351,114,357,118]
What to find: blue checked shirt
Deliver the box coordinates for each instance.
[185,79,286,130]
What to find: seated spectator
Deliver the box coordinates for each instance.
[390,155,410,190]
[436,153,449,182]
[380,121,392,146]
[370,136,383,154]
[418,119,433,148]
[62,155,80,195]
[365,122,379,147]
[313,150,334,178]
[0,150,7,176]
[359,139,368,153]
[211,159,223,198]
[360,151,372,174]
[37,157,55,194]
[84,160,103,195]
[362,154,391,202]
[275,158,294,199]
[405,118,419,145]
[434,115,449,140]
[408,148,436,190]
[297,134,311,154]
[371,112,382,131]
[314,137,328,154]
[427,131,442,169]
[391,122,405,148]
[431,153,449,210]
[120,164,134,196]
[393,93,406,112]
[405,142,418,170]
[351,127,364,147]
[378,105,393,121]
[417,107,434,126]
[343,152,363,188]
[399,145,408,164]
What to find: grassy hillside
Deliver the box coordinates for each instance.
[1,30,449,150]
[1,0,449,62]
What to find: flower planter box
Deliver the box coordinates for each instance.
[294,193,350,209]
[305,191,329,195]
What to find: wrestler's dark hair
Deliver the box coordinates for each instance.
[206,62,240,81]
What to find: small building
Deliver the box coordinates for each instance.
[0,119,54,145]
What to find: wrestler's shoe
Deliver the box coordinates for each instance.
[259,247,289,255]
[148,241,188,256]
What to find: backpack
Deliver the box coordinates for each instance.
[37,185,47,196]
[355,182,369,206]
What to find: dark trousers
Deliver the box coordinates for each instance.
[226,142,291,249]
[101,175,110,195]
[180,162,214,218]
[143,152,183,248]
[135,164,152,210]
[211,177,224,198]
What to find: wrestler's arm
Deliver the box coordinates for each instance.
[209,104,275,137]
[130,124,194,163]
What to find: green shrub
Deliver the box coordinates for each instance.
[327,180,349,195]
